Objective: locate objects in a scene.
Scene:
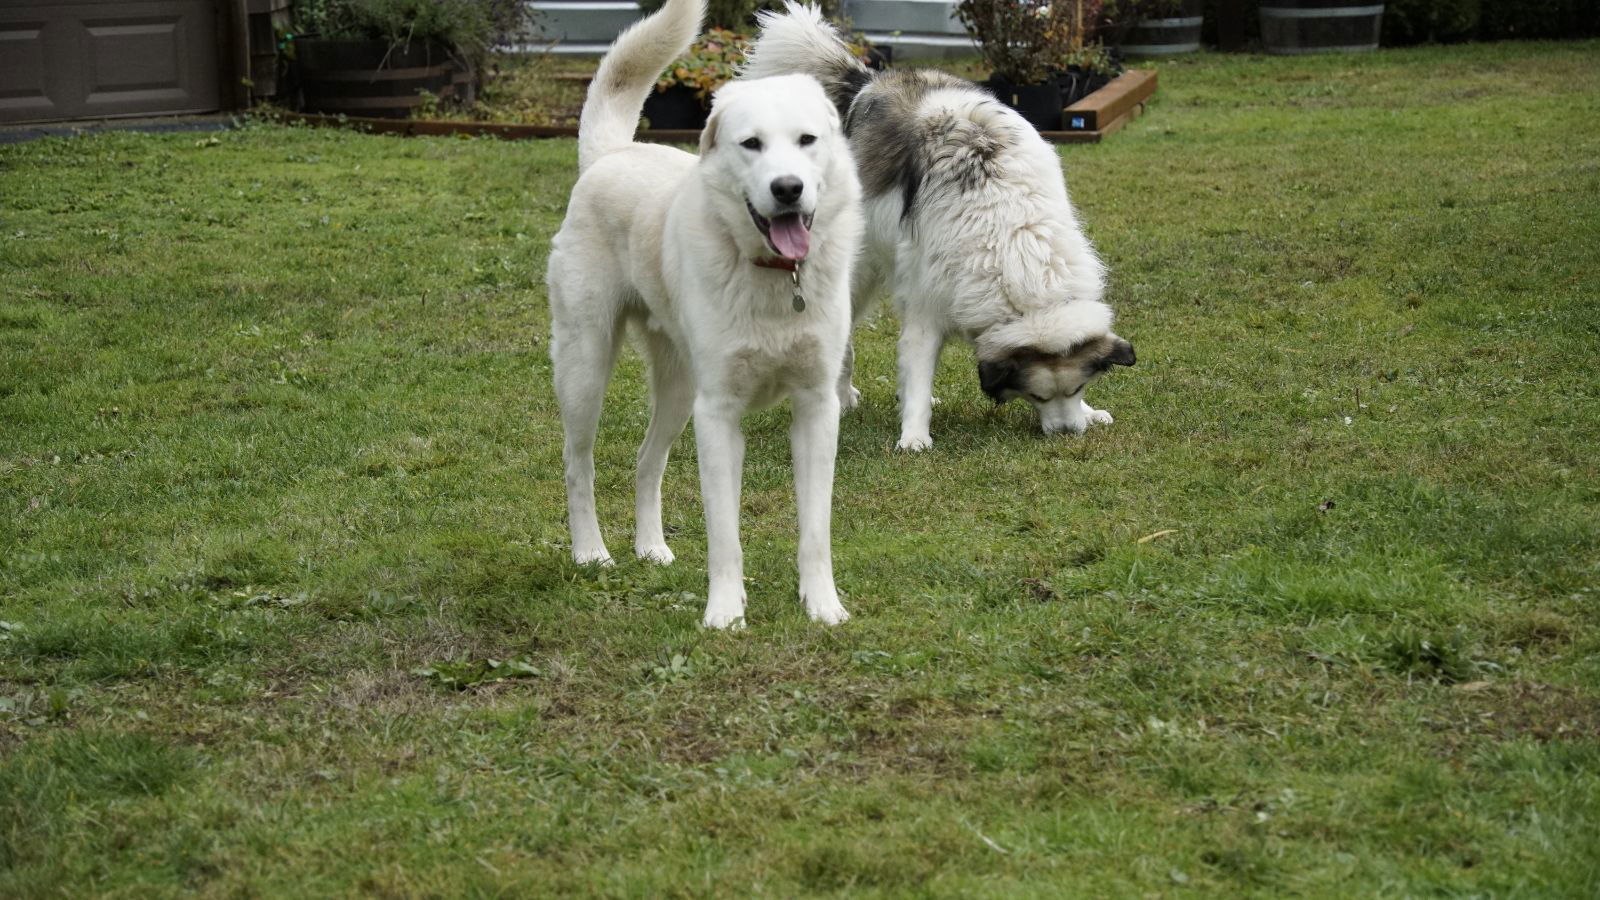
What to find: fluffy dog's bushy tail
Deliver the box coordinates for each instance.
[744,2,871,120]
[579,0,705,173]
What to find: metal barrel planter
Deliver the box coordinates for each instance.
[1124,0,1204,55]
[1259,0,1385,54]
[247,0,293,100]
[295,39,474,118]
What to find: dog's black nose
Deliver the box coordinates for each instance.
[770,176,803,205]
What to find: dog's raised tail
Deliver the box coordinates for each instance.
[744,2,871,121]
[579,0,705,173]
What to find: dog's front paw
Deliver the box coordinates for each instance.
[573,547,615,566]
[1086,407,1114,426]
[805,595,850,625]
[702,610,746,630]
[896,434,933,452]
[636,543,675,565]
[1043,417,1089,437]
[702,592,747,630]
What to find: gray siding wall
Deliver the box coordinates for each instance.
[518,0,974,58]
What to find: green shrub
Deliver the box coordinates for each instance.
[1477,0,1598,39]
[657,27,750,98]
[957,0,1069,83]
[293,0,535,64]
[1383,0,1480,44]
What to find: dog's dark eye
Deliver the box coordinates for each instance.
[1027,393,1048,404]
[798,134,817,147]
[740,137,762,151]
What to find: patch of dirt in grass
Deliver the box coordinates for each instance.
[1432,681,1600,745]
[842,725,967,777]
[1491,608,1578,652]
[325,668,446,716]
[659,715,728,766]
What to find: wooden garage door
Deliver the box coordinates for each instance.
[0,0,221,123]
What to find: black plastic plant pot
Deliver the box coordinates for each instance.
[641,84,708,130]
[987,76,1063,131]
[1057,67,1113,108]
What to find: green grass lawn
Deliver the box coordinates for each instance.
[3,40,1599,896]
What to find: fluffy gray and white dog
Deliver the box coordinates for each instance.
[744,4,1135,449]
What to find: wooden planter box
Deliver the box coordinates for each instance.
[1051,69,1159,142]
[269,69,1157,144]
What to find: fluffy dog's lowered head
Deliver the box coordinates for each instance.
[974,301,1136,434]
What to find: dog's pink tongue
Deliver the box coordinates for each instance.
[768,213,810,261]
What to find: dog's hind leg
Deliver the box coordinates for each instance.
[893,317,946,452]
[791,386,848,624]
[634,331,692,564]
[835,341,861,412]
[693,393,748,629]
[837,247,890,413]
[551,309,624,566]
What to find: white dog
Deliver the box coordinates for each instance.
[546,0,862,628]
[744,4,1136,450]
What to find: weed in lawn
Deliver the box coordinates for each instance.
[413,656,542,688]
[1381,628,1486,683]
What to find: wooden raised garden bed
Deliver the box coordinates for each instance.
[1051,69,1159,141]
[266,69,1157,145]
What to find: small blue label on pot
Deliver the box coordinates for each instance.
[1070,116,1086,129]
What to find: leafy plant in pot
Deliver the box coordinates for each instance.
[643,27,750,130]
[634,2,860,130]
[959,0,1121,130]
[1057,43,1120,108]
[958,0,1069,130]
[288,0,534,118]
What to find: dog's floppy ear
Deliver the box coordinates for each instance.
[701,80,747,155]
[1108,338,1136,367]
[978,357,1019,403]
[699,104,721,154]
